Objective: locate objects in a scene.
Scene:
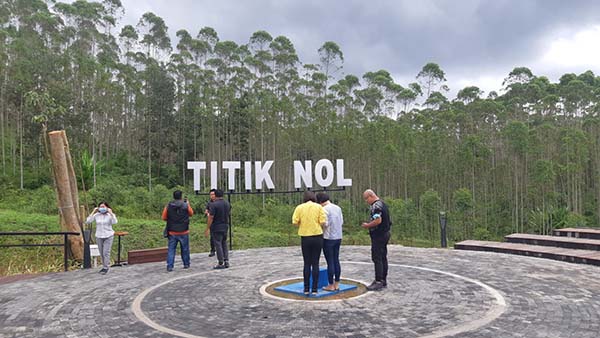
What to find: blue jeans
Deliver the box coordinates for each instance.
[323,238,341,284]
[167,234,190,269]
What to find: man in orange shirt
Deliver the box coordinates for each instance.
[162,190,194,272]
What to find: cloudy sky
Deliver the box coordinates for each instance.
[117,0,600,98]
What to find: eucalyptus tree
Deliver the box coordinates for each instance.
[501,67,537,119]
[530,157,555,234]
[417,62,447,99]
[452,188,474,239]
[248,30,273,82]
[171,29,197,183]
[560,78,592,119]
[3,0,63,184]
[558,127,588,214]
[318,41,343,97]
[456,86,483,104]
[420,189,441,245]
[269,35,301,185]
[397,83,421,114]
[136,11,172,190]
[329,74,360,116]
[583,116,600,225]
[423,91,448,110]
[502,120,529,232]
[100,0,123,36]
[503,67,534,87]
[358,70,401,117]
[54,0,119,187]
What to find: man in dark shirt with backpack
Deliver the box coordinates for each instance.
[361,189,391,291]
[205,189,231,269]
[162,190,194,272]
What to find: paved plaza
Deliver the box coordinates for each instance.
[1,245,600,337]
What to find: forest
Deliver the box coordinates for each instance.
[1,0,600,249]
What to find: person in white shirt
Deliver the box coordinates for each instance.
[316,192,343,291]
[86,201,117,274]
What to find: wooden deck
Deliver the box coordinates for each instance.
[505,233,600,251]
[455,228,600,266]
[455,240,600,266]
[553,227,600,240]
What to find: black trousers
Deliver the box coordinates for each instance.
[370,231,390,282]
[212,230,228,264]
[209,230,215,253]
[301,235,323,292]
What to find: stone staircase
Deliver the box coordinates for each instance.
[454,228,600,266]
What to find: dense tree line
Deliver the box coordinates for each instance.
[2,0,600,242]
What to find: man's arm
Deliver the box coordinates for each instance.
[161,206,168,221]
[292,206,300,226]
[319,206,327,227]
[362,203,383,229]
[362,216,381,229]
[204,214,213,237]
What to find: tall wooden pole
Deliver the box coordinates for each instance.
[61,131,81,222]
[48,130,83,261]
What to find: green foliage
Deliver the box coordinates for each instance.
[79,149,105,189]
[564,212,587,228]
[473,227,492,240]
[420,189,441,245]
[0,186,57,216]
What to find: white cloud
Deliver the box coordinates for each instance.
[453,74,505,97]
[539,25,600,72]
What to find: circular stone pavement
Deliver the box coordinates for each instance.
[1,245,600,337]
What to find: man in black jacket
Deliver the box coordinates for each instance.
[162,190,194,272]
[361,189,391,291]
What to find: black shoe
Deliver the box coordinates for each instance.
[213,264,226,270]
[99,268,108,274]
[208,252,215,257]
[183,265,190,269]
[366,281,384,291]
[224,261,229,268]
[167,267,173,272]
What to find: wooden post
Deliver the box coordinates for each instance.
[61,132,81,222]
[48,130,83,261]
[79,205,87,224]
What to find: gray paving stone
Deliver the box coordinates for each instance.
[0,246,600,337]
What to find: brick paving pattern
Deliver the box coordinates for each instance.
[1,246,600,337]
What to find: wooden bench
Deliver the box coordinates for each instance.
[127,247,168,265]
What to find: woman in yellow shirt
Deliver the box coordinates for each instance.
[292,191,327,295]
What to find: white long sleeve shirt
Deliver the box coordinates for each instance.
[322,202,343,240]
[86,213,117,239]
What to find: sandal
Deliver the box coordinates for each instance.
[322,285,336,292]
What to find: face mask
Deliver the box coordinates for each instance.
[98,207,108,214]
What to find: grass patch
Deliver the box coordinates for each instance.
[0,209,444,276]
